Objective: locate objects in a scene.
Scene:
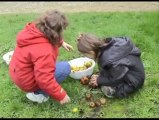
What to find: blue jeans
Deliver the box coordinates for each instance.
[34,61,71,97]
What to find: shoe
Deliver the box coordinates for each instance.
[101,86,115,98]
[26,92,49,103]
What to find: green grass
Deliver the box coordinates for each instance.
[0,11,159,118]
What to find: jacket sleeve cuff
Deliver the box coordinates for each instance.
[56,91,67,101]
[50,89,67,101]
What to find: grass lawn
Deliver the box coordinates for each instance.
[0,11,159,118]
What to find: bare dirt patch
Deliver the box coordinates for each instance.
[0,2,158,14]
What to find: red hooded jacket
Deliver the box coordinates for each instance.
[9,23,66,101]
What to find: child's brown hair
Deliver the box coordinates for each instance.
[77,33,105,59]
[34,10,68,45]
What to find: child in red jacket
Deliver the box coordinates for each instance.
[9,10,73,104]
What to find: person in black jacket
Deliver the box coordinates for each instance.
[77,33,145,98]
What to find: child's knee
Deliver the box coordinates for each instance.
[56,61,71,75]
[63,62,71,75]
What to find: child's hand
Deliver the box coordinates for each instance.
[62,41,73,51]
[90,74,99,86]
[60,94,71,105]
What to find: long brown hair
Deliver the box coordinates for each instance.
[77,33,105,59]
[34,10,68,45]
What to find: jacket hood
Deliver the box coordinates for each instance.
[98,37,141,67]
[16,23,48,47]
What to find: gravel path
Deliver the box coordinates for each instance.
[0,2,158,14]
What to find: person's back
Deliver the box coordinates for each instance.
[97,37,145,98]
[9,23,58,92]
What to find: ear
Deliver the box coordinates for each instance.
[89,51,96,55]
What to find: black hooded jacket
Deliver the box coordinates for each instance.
[97,37,145,96]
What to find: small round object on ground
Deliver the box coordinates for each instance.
[85,93,92,100]
[89,101,96,108]
[100,98,106,105]
[95,100,101,107]
[81,76,90,85]
[72,108,78,112]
